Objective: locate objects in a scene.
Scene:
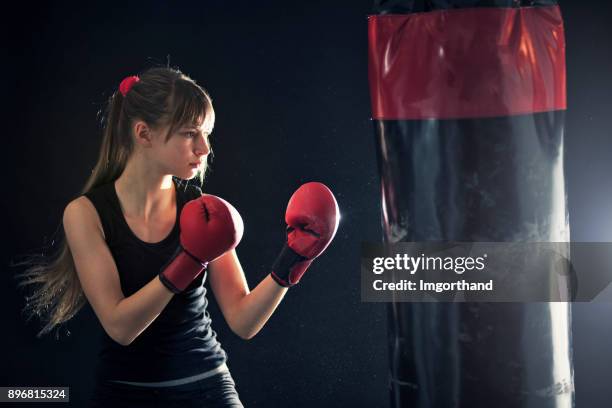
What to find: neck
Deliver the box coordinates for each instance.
[114,153,175,220]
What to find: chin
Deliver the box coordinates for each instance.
[181,173,197,181]
[181,169,202,181]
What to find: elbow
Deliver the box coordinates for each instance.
[109,329,132,346]
[231,324,257,340]
[105,303,136,346]
[115,336,133,347]
[236,331,257,341]
[106,323,133,346]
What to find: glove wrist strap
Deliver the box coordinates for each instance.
[159,246,207,294]
[270,243,308,287]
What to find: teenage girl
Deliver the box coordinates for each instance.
[18,66,339,407]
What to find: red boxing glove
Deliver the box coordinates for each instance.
[159,195,244,293]
[271,182,340,287]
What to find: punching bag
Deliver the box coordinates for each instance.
[368,1,574,407]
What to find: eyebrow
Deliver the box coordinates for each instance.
[182,126,212,134]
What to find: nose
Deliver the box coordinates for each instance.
[194,134,211,156]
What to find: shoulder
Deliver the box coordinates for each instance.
[63,196,105,240]
[64,195,97,220]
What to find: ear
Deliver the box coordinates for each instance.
[133,121,154,147]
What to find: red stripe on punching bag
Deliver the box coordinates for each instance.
[368,6,566,120]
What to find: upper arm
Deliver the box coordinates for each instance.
[63,196,126,343]
[207,249,249,330]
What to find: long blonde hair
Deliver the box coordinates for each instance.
[15,66,215,338]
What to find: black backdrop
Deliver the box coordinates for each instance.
[3,1,611,407]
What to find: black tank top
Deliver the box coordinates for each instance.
[84,177,227,382]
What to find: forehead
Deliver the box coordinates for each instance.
[181,113,214,133]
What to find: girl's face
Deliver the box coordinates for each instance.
[153,119,212,180]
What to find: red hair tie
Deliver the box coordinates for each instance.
[119,75,140,97]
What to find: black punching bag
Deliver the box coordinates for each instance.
[368,1,573,407]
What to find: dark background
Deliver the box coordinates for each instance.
[3,1,611,407]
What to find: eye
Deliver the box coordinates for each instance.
[183,131,196,138]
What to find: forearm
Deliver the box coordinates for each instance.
[231,274,288,340]
[111,276,174,345]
